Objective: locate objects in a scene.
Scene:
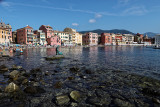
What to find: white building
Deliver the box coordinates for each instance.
[155,34,160,47]
[54,31,72,46]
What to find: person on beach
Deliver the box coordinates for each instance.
[20,47,23,54]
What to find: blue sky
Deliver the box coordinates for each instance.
[0,0,160,33]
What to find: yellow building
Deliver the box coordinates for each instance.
[0,20,12,45]
[74,32,82,45]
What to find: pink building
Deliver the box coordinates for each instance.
[82,32,98,45]
[101,33,112,45]
[39,25,61,46]
[17,25,34,45]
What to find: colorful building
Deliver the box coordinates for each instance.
[54,31,72,46]
[72,32,82,45]
[39,25,61,46]
[12,31,17,44]
[0,20,12,45]
[34,30,47,46]
[101,33,112,45]
[115,34,123,45]
[155,34,160,47]
[134,33,144,44]
[82,32,98,46]
[122,34,134,44]
[17,25,34,45]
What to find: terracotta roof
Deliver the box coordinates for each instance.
[25,26,33,29]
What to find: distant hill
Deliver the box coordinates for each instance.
[79,29,135,35]
[144,32,158,38]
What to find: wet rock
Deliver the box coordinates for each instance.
[56,95,70,106]
[31,98,41,105]
[85,69,92,74]
[54,81,63,89]
[33,82,40,87]
[5,82,19,93]
[45,55,64,61]
[11,65,22,70]
[22,79,28,85]
[16,76,26,83]
[141,87,160,96]
[70,102,78,107]
[153,98,160,104]
[9,70,19,79]
[24,86,45,94]
[70,91,81,102]
[0,65,8,73]
[30,68,41,74]
[86,96,111,106]
[45,71,50,76]
[67,77,75,80]
[24,86,37,94]
[36,86,46,93]
[114,98,135,107]
[70,67,80,73]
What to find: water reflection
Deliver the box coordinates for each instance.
[0,46,160,79]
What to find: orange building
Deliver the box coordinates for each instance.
[0,20,12,45]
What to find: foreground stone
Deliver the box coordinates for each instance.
[56,95,70,106]
[5,82,19,93]
[70,91,81,102]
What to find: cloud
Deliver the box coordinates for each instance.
[2,2,115,16]
[122,6,148,15]
[89,19,96,23]
[72,23,79,26]
[0,2,11,7]
[95,14,102,18]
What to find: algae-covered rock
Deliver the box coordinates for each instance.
[45,55,64,61]
[70,91,81,102]
[56,95,70,106]
[5,82,19,93]
[0,65,8,73]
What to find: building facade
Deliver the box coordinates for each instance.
[101,33,112,45]
[82,32,98,45]
[17,25,34,45]
[0,20,12,45]
[34,30,47,46]
[39,25,61,46]
[155,35,160,47]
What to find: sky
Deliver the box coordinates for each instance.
[0,0,160,34]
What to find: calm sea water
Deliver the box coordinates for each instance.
[1,46,160,80]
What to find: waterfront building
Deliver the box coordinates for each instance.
[34,30,47,46]
[122,34,134,44]
[0,20,12,45]
[111,33,116,45]
[17,25,34,45]
[39,25,61,46]
[63,28,82,46]
[115,34,122,45]
[82,32,98,46]
[12,31,17,44]
[101,33,112,45]
[54,31,72,46]
[72,32,82,45]
[134,33,144,44]
[155,35,160,47]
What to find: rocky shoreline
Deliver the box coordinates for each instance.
[0,60,160,107]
